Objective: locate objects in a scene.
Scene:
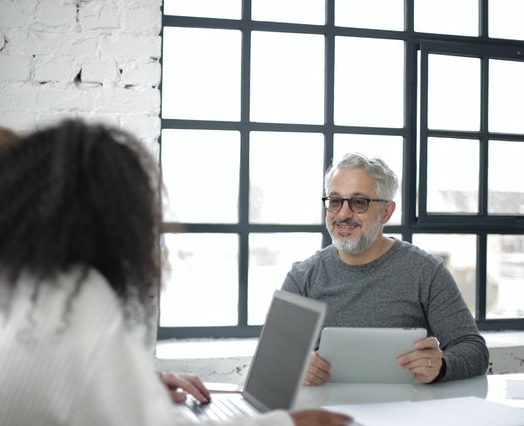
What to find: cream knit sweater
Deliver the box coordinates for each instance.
[0,268,292,426]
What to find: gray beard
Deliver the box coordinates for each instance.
[329,219,383,255]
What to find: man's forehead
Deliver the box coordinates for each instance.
[329,167,376,191]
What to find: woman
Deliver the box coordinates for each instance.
[0,120,350,426]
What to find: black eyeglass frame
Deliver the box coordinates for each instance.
[322,196,389,214]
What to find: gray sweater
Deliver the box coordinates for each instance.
[281,239,489,382]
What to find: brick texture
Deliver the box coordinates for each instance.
[0,0,161,149]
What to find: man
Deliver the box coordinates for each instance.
[281,153,489,385]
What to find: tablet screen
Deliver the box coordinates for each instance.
[318,327,427,383]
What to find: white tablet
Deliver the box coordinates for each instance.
[318,327,427,384]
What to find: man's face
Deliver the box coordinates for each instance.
[325,167,387,255]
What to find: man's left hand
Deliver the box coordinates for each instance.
[397,337,443,383]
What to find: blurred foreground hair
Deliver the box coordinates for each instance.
[0,120,161,312]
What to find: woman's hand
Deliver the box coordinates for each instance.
[158,372,211,404]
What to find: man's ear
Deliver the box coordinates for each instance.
[382,200,396,224]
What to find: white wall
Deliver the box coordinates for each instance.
[0,0,162,152]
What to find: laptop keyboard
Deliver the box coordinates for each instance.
[188,395,258,421]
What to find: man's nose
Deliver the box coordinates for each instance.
[337,199,355,216]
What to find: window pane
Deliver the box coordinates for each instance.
[250,31,325,125]
[489,0,524,40]
[161,129,240,223]
[248,233,322,325]
[335,0,404,31]
[160,233,239,326]
[489,59,524,134]
[428,54,480,131]
[333,134,403,225]
[163,0,241,19]
[488,141,524,214]
[414,0,478,36]
[250,132,324,224]
[334,37,404,128]
[162,27,241,121]
[427,138,479,213]
[487,235,524,319]
[412,234,477,317]
[252,0,325,25]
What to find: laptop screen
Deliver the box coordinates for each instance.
[242,290,325,411]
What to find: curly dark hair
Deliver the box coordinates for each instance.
[0,119,161,310]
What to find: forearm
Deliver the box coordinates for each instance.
[427,266,489,382]
[439,335,489,382]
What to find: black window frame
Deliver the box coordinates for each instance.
[159,0,524,339]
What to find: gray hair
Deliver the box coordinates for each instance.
[324,152,399,200]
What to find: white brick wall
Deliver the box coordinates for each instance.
[0,0,162,150]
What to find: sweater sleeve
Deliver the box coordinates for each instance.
[424,264,489,382]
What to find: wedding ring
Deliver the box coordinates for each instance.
[428,359,432,368]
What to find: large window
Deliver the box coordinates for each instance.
[159,0,524,339]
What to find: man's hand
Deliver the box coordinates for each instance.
[158,372,211,404]
[397,337,443,383]
[304,351,331,386]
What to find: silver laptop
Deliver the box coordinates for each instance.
[184,290,326,421]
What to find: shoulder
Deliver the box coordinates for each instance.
[392,239,445,269]
[389,240,459,292]
[4,267,121,323]
[53,267,121,311]
[68,268,126,330]
[22,267,125,334]
[290,245,336,273]
[72,268,120,306]
[282,246,336,293]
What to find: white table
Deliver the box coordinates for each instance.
[294,374,524,425]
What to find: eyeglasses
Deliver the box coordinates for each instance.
[322,196,388,214]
